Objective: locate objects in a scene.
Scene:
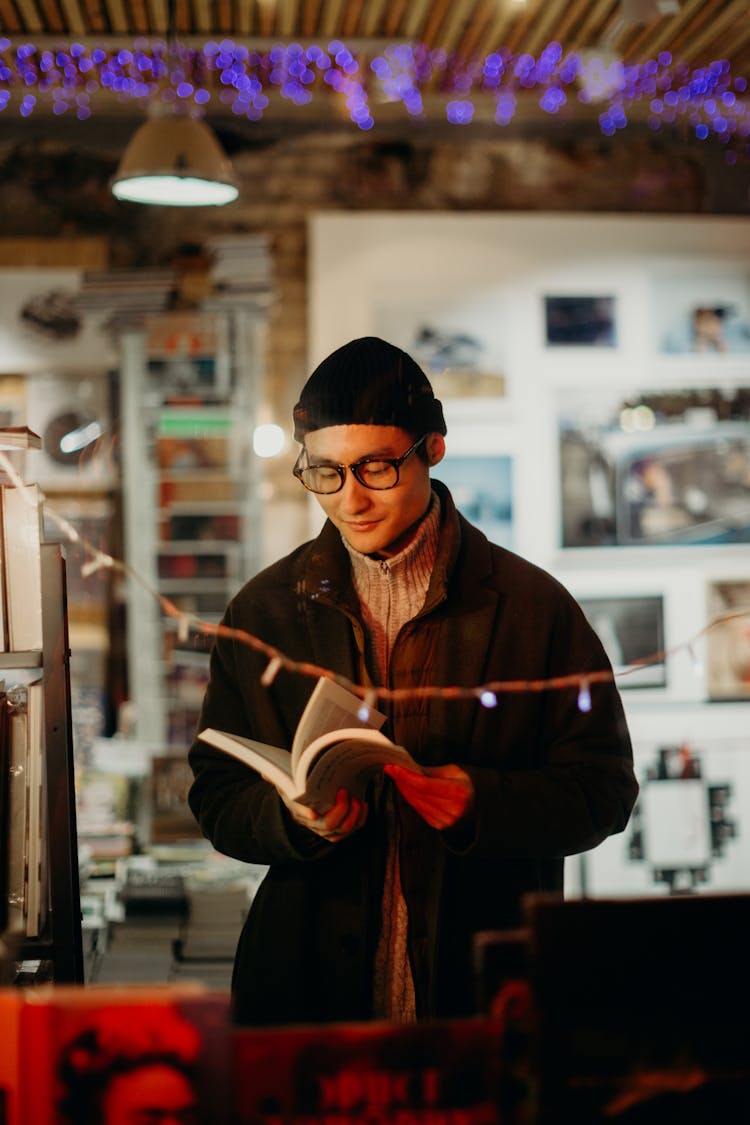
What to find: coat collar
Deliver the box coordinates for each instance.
[299,479,498,619]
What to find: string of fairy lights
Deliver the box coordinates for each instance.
[1,447,748,718]
[0,37,747,159]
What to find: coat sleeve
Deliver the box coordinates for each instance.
[187,603,336,867]
[447,585,639,861]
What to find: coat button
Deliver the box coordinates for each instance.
[340,935,359,956]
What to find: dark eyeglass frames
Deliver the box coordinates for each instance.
[293,435,428,495]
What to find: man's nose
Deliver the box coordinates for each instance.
[339,471,372,509]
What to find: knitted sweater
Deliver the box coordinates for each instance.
[344,492,441,1021]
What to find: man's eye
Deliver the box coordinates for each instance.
[360,461,391,478]
[313,466,340,479]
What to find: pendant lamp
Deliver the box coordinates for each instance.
[111,111,239,207]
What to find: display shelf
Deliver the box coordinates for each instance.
[119,302,267,758]
[2,529,84,983]
[0,652,42,669]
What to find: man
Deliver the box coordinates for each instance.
[188,336,637,1026]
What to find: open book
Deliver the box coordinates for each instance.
[198,676,422,810]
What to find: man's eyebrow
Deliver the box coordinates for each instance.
[308,446,396,463]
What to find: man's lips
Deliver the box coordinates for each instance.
[344,519,380,531]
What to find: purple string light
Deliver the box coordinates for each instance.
[0,38,745,156]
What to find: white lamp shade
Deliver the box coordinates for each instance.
[111,115,239,206]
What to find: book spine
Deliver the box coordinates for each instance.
[2,482,43,651]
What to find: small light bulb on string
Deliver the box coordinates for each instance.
[176,614,191,644]
[479,690,498,709]
[81,550,114,578]
[577,679,592,713]
[357,689,377,722]
[261,655,283,686]
[688,643,704,678]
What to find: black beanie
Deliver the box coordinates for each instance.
[293,336,447,443]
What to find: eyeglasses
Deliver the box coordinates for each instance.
[293,434,428,495]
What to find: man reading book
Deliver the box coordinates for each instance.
[188,336,638,1026]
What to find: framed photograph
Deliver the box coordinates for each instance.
[578,594,666,689]
[706,580,750,700]
[653,266,750,354]
[435,454,513,549]
[371,292,506,398]
[574,737,750,898]
[558,385,750,547]
[544,295,616,347]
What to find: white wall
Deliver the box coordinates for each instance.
[309,212,750,898]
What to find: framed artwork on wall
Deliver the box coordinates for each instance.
[543,294,616,347]
[435,454,513,549]
[652,266,750,354]
[578,594,666,689]
[371,292,506,398]
[706,580,750,701]
[558,384,750,548]
[574,736,748,899]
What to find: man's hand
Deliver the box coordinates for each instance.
[384,763,475,830]
[280,786,368,842]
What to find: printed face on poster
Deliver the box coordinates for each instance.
[652,266,750,354]
[558,385,750,548]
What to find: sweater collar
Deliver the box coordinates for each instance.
[302,480,467,612]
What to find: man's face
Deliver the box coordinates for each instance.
[303,424,443,558]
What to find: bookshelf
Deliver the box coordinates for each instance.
[1,466,84,982]
[119,300,268,754]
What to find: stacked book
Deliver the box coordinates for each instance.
[206,234,273,306]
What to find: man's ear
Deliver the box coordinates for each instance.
[426,433,446,467]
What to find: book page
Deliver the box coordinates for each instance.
[293,729,422,809]
[197,729,296,797]
[291,678,385,768]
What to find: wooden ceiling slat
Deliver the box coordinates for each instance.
[481,3,521,58]
[147,0,168,35]
[59,0,88,36]
[340,0,364,38]
[234,0,253,37]
[319,0,344,39]
[550,0,598,51]
[213,0,231,34]
[257,0,275,37]
[81,0,108,35]
[128,0,150,34]
[662,0,726,61]
[402,0,434,42]
[453,0,497,62]
[276,0,298,38]
[37,0,66,33]
[358,0,388,39]
[570,0,619,48]
[504,0,549,55]
[0,0,23,32]
[433,0,479,56]
[524,0,572,58]
[173,0,190,33]
[678,0,749,65]
[190,0,211,35]
[9,0,39,32]
[300,0,322,38]
[619,0,702,63]
[383,0,411,39]
[420,0,455,49]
